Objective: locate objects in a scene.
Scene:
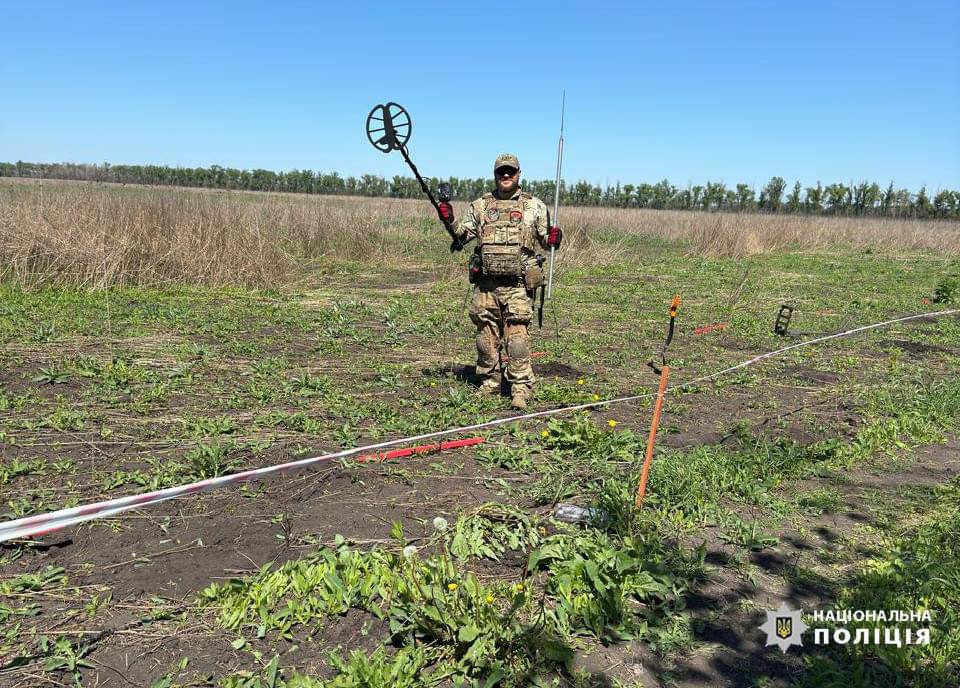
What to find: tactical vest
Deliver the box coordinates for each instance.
[477,191,536,278]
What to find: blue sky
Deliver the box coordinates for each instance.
[2,0,958,190]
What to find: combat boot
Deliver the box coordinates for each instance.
[511,386,531,410]
[477,377,501,396]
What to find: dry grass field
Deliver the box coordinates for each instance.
[2,178,958,289]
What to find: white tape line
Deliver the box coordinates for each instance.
[679,308,959,388]
[2,307,955,543]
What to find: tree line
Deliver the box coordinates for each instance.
[2,160,957,219]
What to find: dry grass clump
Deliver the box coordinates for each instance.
[0,182,427,288]
[3,179,958,289]
[559,205,960,258]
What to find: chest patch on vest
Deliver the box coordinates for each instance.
[486,207,500,221]
[510,210,522,222]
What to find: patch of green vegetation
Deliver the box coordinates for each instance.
[448,503,542,562]
[265,647,427,688]
[797,479,960,688]
[203,536,569,685]
[932,263,959,304]
[0,457,46,485]
[182,414,239,438]
[795,488,844,515]
[476,442,535,472]
[0,565,67,595]
[204,499,706,687]
[530,527,700,642]
[187,439,256,479]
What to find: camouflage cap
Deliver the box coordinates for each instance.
[494,153,520,171]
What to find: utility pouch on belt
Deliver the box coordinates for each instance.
[468,252,483,283]
[523,260,544,291]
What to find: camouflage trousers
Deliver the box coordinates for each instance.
[468,277,535,393]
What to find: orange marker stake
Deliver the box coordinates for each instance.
[635,365,670,507]
[636,294,680,508]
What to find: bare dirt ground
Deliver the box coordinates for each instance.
[3,402,957,687]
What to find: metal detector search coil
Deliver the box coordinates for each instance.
[366,102,411,153]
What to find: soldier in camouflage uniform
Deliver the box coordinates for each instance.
[438,154,562,409]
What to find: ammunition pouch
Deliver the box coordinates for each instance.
[480,243,523,278]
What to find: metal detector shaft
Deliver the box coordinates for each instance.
[395,145,469,250]
[397,145,439,212]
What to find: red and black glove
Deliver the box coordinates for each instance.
[546,225,562,249]
[438,201,455,225]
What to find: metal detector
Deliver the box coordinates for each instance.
[365,102,469,252]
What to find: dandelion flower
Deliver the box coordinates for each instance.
[485,594,495,604]
[608,420,617,428]
[402,545,418,558]
[448,583,458,592]
[541,430,549,438]
[432,516,449,532]
[592,394,600,401]
[514,583,525,592]
[577,379,584,385]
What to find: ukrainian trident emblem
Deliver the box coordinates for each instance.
[759,602,808,653]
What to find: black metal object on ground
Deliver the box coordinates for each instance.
[774,304,794,336]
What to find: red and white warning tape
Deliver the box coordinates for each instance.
[1,307,956,544]
[0,438,484,543]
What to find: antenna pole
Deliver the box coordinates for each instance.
[546,91,565,300]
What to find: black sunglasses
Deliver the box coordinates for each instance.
[495,167,518,177]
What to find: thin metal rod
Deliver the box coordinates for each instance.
[546,90,565,301]
[552,91,565,225]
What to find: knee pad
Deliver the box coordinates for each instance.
[476,326,499,359]
[505,330,530,362]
